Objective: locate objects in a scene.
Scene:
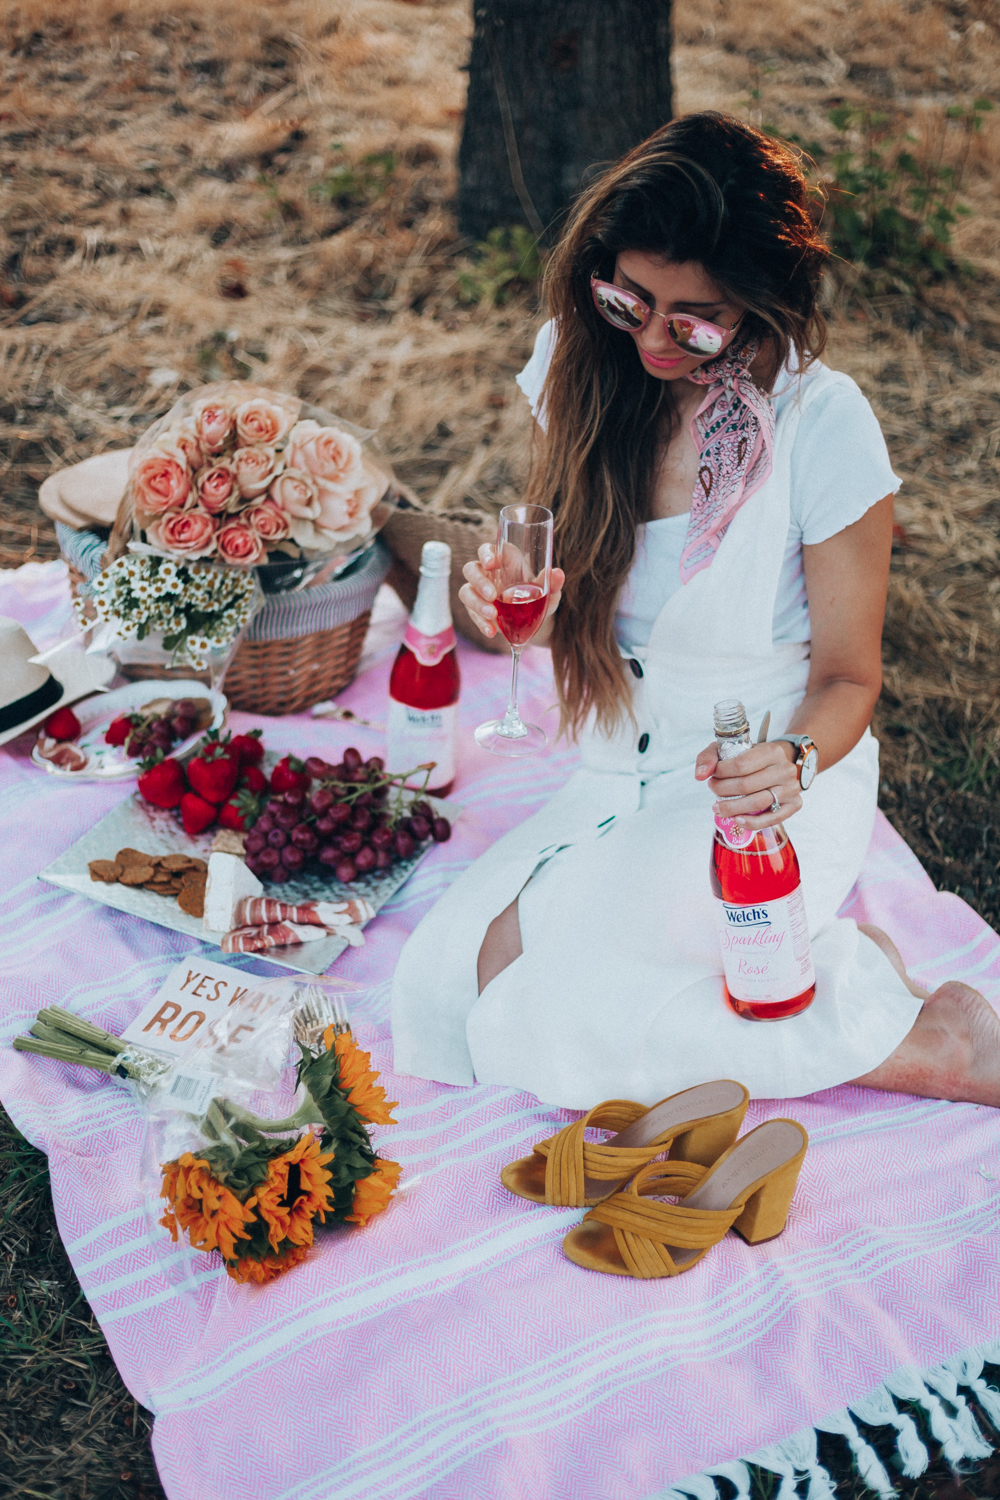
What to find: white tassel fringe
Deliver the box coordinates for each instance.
[652,1337,1000,1500]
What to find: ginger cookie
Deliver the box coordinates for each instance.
[120,864,155,886]
[177,883,205,918]
[89,860,122,883]
[116,847,151,867]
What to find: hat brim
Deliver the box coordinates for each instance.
[0,644,116,749]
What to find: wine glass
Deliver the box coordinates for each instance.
[474,503,553,757]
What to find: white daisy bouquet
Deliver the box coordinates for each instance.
[113,381,396,575]
[83,553,259,671]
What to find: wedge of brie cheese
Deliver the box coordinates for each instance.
[203,852,263,933]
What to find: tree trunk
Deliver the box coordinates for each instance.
[458,0,673,244]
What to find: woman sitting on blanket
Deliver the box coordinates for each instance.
[391,112,1000,1112]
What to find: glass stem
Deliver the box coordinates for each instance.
[500,647,525,735]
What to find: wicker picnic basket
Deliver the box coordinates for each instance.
[53,502,392,716]
[381,496,506,654]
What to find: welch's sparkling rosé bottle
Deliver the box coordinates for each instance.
[386,541,460,797]
[711,699,815,1021]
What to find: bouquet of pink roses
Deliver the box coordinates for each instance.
[116,382,395,575]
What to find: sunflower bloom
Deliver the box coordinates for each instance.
[159,1152,256,1260]
[227,1243,310,1285]
[254,1132,335,1253]
[346,1158,402,1226]
[323,1027,398,1125]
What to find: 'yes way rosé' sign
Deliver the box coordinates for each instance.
[120,959,285,1061]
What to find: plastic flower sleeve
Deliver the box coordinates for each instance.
[135,976,403,1289]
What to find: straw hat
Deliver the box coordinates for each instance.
[0,617,116,748]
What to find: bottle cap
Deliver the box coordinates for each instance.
[419,541,452,577]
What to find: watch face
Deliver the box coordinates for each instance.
[800,747,818,790]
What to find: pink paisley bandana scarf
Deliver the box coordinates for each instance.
[679,339,775,583]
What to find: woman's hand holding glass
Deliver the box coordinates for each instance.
[461,547,565,642]
[694,740,802,830]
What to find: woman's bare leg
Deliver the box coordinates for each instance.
[477,897,523,994]
[852,924,1000,1107]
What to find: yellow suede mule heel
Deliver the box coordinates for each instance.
[499,1080,750,1209]
[561,1118,808,1278]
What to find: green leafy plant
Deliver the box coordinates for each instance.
[312,146,396,208]
[802,99,993,288]
[457,225,544,306]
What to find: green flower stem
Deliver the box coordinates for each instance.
[13,1036,121,1073]
[219,1097,322,1135]
[36,1006,124,1055]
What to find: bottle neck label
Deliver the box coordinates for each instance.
[410,568,452,639]
[404,622,457,667]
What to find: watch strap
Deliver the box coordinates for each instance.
[772,735,809,750]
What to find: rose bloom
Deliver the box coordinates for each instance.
[132,447,192,517]
[314,475,383,543]
[235,397,295,448]
[285,420,364,496]
[244,498,291,544]
[233,445,280,499]
[160,420,204,474]
[146,507,217,559]
[191,398,234,454]
[269,467,320,520]
[216,521,265,566]
[197,460,240,515]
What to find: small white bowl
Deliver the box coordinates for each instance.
[30,679,228,781]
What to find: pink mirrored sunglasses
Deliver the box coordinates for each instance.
[590,275,743,358]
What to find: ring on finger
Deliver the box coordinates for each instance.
[768,789,781,814]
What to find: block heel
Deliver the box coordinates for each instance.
[731,1152,805,1244]
[669,1104,745,1168]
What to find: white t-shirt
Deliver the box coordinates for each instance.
[515,320,901,651]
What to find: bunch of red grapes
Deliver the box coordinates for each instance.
[242,746,451,886]
[106,698,203,760]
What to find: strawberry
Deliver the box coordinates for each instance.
[229,729,264,767]
[104,713,135,747]
[44,706,81,741]
[137,755,187,810]
[187,735,240,805]
[180,790,217,836]
[240,764,268,795]
[218,786,262,831]
[270,753,309,794]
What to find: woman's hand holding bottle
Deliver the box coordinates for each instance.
[695,739,802,830]
[460,544,566,644]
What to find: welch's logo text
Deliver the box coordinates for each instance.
[722,904,771,929]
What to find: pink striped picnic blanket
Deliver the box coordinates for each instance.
[1,561,999,1500]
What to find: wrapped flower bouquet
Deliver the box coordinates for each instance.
[115,381,395,575]
[85,382,397,688]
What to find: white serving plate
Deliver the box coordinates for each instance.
[38,783,459,975]
[30,679,227,781]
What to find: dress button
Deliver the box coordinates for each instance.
[638,732,650,754]
[628,658,644,679]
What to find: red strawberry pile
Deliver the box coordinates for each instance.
[136,735,451,885]
[137,729,266,836]
[242,747,451,886]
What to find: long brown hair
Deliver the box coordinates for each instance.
[528,113,830,739]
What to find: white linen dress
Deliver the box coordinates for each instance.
[390,358,924,1108]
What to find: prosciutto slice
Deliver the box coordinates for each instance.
[233,897,374,929]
